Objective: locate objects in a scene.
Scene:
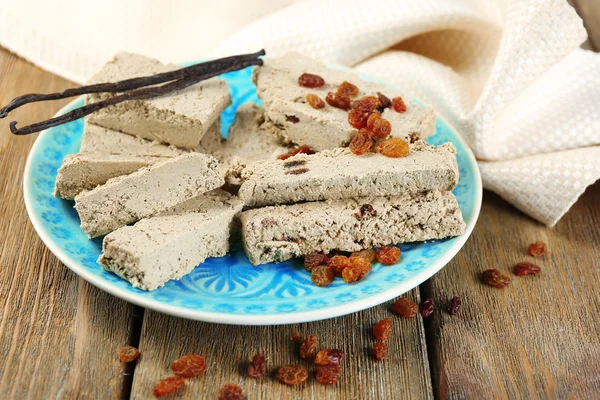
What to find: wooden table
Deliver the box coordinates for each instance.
[1,4,599,398]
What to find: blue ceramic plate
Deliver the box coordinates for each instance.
[23,65,482,325]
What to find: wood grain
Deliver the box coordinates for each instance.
[131,290,432,400]
[0,49,135,399]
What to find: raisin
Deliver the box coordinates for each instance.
[284,160,307,168]
[350,249,376,262]
[325,92,351,110]
[299,335,318,359]
[373,342,387,361]
[378,138,409,158]
[392,96,407,113]
[391,297,418,318]
[366,112,381,131]
[377,92,391,110]
[375,246,401,265]
[354,204,376,219]
[290,332,302,342]
[218,383,244,400]
[373,318,393,341]
[447,296,461,316]
[285,167,310,175]
[513,262,541,276]
[248,353,266,379]
[277,145,313,160]
[311,265,335,287]
[118,346,140,363]
[482,269,511,288]
[285,115,300,123]
[342,257,372,283]
[304,253,330,272]
[337,81,359,98]
[171,354,206,377]
[349,129,375,155]
[153,376,184,397]
[276,365,309,385]
[298,73,325,88]
[369,117,392,139]
[315,364,340,384]
[348,109,370,129]
[528,241,546,257]
[352,96,380,113]
[328,255,351,276]
[306,93,325,109]
[314,349,345,366]
[421,298,434,318]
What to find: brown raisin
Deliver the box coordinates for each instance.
[277,145,313,160]
[304,253,330,272]
[528,241,546,257]
[349,128,375,155]
[409,132,419,143]
[366,112,381,131]
[118,346,140,363]
[298,73,325,88]
[513,262,541,276]
[286,115,300,123]
[306,93,325,109]
[342,257,372,283]
[247,353,266,379]
[352,96,381,113]
[171,354,206,377]
[218,383,244,400]
[314,349,345,366]
[377,92,391,110]
[299,335,318,359]
[348,108,370,129]
[421,298,434,318]
[350,249,376,262]
[290,332,302,342]
[284,160,307,168]
[447,296,461,316]
[378,138,409,158]
[328,255,351,276]
[482,269,511,288]
[391,297,418,318]
[337,81,359,98]
[370,117,392,139]
[373,342,387,361]
[311,265,335,287]
[276,365,309,385]
[326,92,352,110]
[375,246,401,265]
[373,318,393,341]
[392,96,407,113]
[315,364,340,384]
[285,167,310,175]
[153,376,184,397]
[353,204,376,219]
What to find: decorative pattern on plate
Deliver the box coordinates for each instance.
[24,65,481,324]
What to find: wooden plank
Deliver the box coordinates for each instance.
[131,289,432,399]
[0,47,134,399]
[571,0,600,50]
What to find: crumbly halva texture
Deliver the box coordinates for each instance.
[237,141,458,207]
[99,189,243,291]
[86,52,231,149]
[54,153,163,200]
[253,53,436,151]
[240,191,465,265]
[74,153,223,238]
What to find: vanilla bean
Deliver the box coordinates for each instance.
[9,55,263,135]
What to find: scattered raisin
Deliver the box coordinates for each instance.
[482,269,511,288]
[375,246,401,265]
[328,255,351,276]
[342,257,372,283]
[218,383,244,400]
[248,353,266,379]
[421,298,434,318]
[315,364,340,384]
[409,132,419,143]
[528,241,546,257]
[378,138,409,158]
[326,92,352,110]
[276,365,309,385]
[377,92,391,110]
[290,332,302,342]
[373,318,393,341]
[298,73,325,88]
[391,297,418,318]
[171,354,206,377]
[373,342,387,361]
[513,262,541,276]
[153,376,184,397]
[311,265,335,287]
[352,96,380,113]
[350,249,376,262]
[337,81,359,98]
[354,204,376,219]
[285,167,310,175]
[392,96,407,113]
[286,115,300,123]
[314,349,345,366]
[306,93,325,109]
[348,109,370,129]
[277,145,313,160]
[369,117,392,139]
[349,128,375,155]
[118,346,140,363]
[284,160,307,168]
[304,253,330,272]
[299,335,318,359]
[447,296,461,316]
